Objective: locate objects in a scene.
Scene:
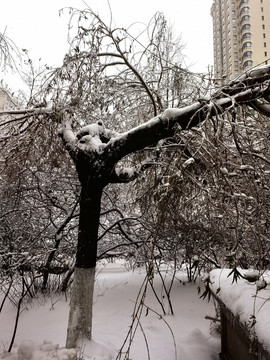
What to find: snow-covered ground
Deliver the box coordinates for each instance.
[0,262,220,359]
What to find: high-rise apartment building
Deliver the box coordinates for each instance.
[211,0,270,80]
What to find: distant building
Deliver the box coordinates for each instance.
[0,88,18,111]
[211,0,270,80]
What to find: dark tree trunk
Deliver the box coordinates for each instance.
[75,182,103,269]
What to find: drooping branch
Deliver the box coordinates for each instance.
[112,40,158,116]
[100,64,270,164]
[54,64,270,199]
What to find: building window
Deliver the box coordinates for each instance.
[232,18,236,24]
[234,52,238,59]
[240,7,249,16]
[234,61,238,68]
[263,33,266,38]
[240,0,249,4]
[263,25,265,30]
[242,50,252,59]
[233,43,238,50]
[262,16,264,21]
[242,24,251,32]
[233,35,237,41]
[264,42,267,47]
[241,15,250,23]
[242,41,252,50]
[232,2,235,9]
[232,10,236,16]
[261,7,264,12]
[243,60,253,68]
[265,52,268,57]
[241,33,251,41]
[233,26,237,33]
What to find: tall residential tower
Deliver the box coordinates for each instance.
[211,0,270,80]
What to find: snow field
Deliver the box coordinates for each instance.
[0,262,220,359]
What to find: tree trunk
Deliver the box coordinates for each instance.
[66,267,95,348]
[66,182,103,348]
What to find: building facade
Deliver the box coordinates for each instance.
[0,89,18,111]
[211,0,270,80]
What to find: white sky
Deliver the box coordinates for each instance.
[0,0,214,90]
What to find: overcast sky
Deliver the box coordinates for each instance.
[0,0,213,90]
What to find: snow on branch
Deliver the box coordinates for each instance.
[109,156,157,183]
[59,114,76,144]
[101,63,270,163]
[55,62,270,184]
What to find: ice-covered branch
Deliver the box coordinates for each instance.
[100,63,270,164]
[249,99,270,117]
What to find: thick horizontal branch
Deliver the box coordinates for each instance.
[101,64,270,164]
[249,99,270,117]
[102,102,203,163]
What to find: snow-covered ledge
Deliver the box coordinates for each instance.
[210,269,270,360]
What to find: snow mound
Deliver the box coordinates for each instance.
[76,122,105,153]
[1,340,76,360]
[0,340,115,360]
[178,329,219,360]
[80,341,114,360]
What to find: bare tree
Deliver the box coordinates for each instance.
[0,31,21,71]
[1,7,270,350]
[57,61,270,347]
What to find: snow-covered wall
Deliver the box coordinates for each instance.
[210,268,270,356]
